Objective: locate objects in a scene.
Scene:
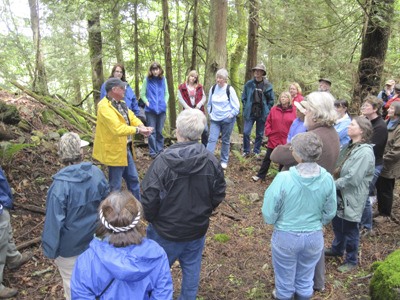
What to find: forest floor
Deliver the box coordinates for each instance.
[1,90,400,300]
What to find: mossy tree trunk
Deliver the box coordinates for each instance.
[245,0,259,83]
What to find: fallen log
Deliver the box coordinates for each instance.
[16,237,41,251]
[14,203,45,214]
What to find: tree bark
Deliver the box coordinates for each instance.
[245,0,259,83]
[112,1,124,64]
[162,0,176,131]
[204,0,228,92]
[353,0,395,110]
[134,0,140,98]
[190,0,199,71]
[87,8,104,109]
[28,0,49,95]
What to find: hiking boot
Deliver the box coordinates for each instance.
[360,228,375,238]
[324,248,342,257]
[337,263,357,273]
[0,287,18,299]
[7,251,33,270]
[374,215,391,224]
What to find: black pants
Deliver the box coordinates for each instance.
[376,175,395,216]
[257,148,283,179]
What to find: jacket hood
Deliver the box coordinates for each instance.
[288,165,330,192]
[90,238,166,281]
[160,141,208,175]
[52,162,94,183]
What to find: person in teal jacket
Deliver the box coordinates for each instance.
[71,191,172,300]
[326,116,375,273]
[262,132,336,300]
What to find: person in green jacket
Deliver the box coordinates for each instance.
[325,116,375,273]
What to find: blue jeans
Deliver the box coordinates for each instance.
[108,148,140,200]
[206,117,236,164]
[360,164,382,230]
[146,111,166,157]
[331,215,359,265]
[271,230,323,300]
[243,117,265,154]
[147,224,205,300]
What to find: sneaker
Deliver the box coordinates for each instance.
[242,152,250,158]
[7,252,33,270]
[220,162,228,170]
[324,248,342,257]
[272,289,277,299]
[360,228,375,238]
[374,215,391,223]
[337,263,357,273]
[0,287,18,299]
[252,175,261,182]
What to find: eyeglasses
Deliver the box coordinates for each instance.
[114,70,123,74]
[334,104,341,108]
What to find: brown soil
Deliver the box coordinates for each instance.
[1,92,399,299]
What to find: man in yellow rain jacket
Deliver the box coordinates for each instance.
[93,78,153,200]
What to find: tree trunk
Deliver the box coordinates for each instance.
[190,0,199,71]
[162,0,176,131]
[134,0,140,98]
[230,0,247,134]
[28,0,49,95]
[112,1,124,64]
[245,0,259,83]
[204,0,228,92]
[353,0,395,110]
[87,8,104,109]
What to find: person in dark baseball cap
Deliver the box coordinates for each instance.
[104,78,128,93]
[318,78,332,92]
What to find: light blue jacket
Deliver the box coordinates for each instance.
[42,162,109,259]
[262,165,337,231]
[71,238,173,300]
[207,84,240,121]
[0,167,13,209]
[334,113,351,148]
[286,118,307,143]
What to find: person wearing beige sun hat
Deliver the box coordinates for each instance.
[241,63,275,158]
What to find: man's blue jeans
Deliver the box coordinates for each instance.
[206,117,236,164]
[147,224,206,300]
[331,215,359,265]
[360,164,382,230]
[243,117,265,154]
[146,111,166,157]
[108,148,140,200]
[271,230,323,300]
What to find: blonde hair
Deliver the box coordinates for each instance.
[186,70,199,85]
[279,91,293,105]
[290,82,302,94]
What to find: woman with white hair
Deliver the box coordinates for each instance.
[270,91,340,292]
[262,132,337,300]
[206,68,240,169]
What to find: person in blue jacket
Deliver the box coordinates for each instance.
[140,62,169,158]
[262,132,337,300]
[42,132,109,300]
[0,168,33,299]
[100,64,141,117]
[333,99,351,149]
[71,191,173,300]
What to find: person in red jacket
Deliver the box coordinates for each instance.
[177,70,208,146]
[252,91,296,181]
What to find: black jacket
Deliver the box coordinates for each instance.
[371,116,388,166]
[141,141,226,242]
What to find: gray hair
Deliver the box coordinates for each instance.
[353,116,373,143]
[215,68,229,81]
[176,109,206,141]
[304,92,337,126]
[291,132,323,162]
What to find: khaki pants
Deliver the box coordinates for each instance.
[0,210,21,291]
[55,255,78,300]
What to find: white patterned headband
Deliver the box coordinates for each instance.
[99,209,141,233]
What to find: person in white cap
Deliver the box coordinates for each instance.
[42,132,109,300]
[241,63,275,158]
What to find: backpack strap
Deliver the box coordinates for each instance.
[95,278,115,300]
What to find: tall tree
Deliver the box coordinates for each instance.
[353,0,395,108]
[245,0,259,83]
[204,0,228,91]
[190,0,199,70]
[112,1,124,64]
[162,0,176,130]
[28,0,49,95]
[87,7,104,108]
[133,0,140,97]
